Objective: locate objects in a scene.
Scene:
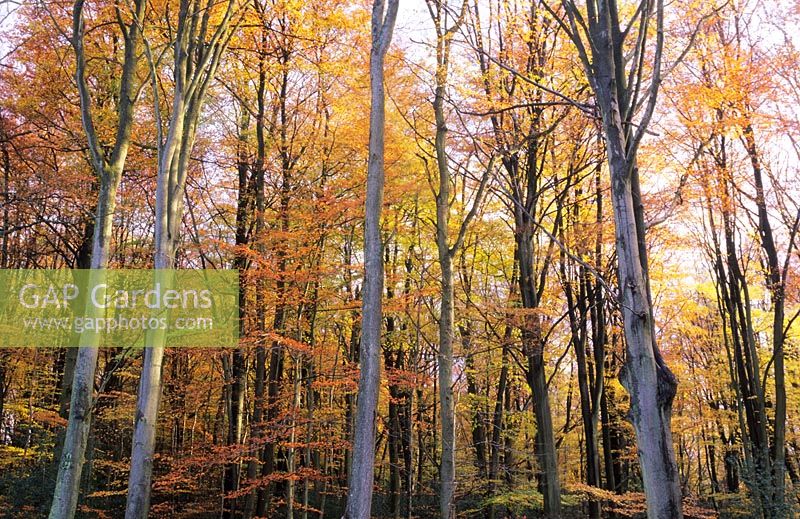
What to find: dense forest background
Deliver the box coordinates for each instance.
[0,0,799,517]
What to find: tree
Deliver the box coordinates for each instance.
[467,2,580,514]
[666,6,800,512]
[422,0,493,516]
[49,1,146,517]
[343,0,398,517]
[125,1,241,516]
[554,0,684,516]
[2,0,800,516]
[557,132,606,519]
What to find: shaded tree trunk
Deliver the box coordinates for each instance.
[742,122,788,518]
[515,189,563,519]
[222,106,252,519]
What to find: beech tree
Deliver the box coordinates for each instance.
[668,4,800,514]
[343,0,398,517]
[49,2,146,518]
[553,0,684,516]
[421,1,494,517]
[125,1,241,517]
[1,0,798,517]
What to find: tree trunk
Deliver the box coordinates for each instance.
[604,128,682,518]
[743,123,787,518]
[223,107,252,519]
[517,227,561,518]
[343,1,397,517]
[427,6,483,515]
[53,219,95,464]
[703,152,772,514]
[562,259,601,519]
[524,338,561,518]
[487,318,512,519]
[243,31,268,517]
[559,0,683,514]
[49,2,145,516]
[436,245,456,519]
[462,326,487,480]
[724,450,739,493]
[385,311,402,519]
[126,2,238,516]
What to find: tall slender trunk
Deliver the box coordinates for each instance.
[702,147,772,514]
[126,2,238,516]
[560,179,605,519]
[243,25,268,517]
[521,323,561,518]
[742,123,787,518]
[125,88,191,518]
[257,117,292,519]
[286,358,301,519]
[0,124,9,268]
[426,5,483,515]
[462,324,487,479]
[487,289,515,519]
[561,256,601,519]
[223,108,252,518]
[49,2,145,517]
[385,298,402,519]
[436,242,456,519]
[0,355,5,432]
[343,1,397,517]
[50,178,120,519]
[516,217,561,518]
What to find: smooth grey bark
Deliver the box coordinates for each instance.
[125,2,239,517]
[342,1,398,517]
[429,7,456,517]
[54,218,94,462]
[423,2,490,516]
[48,2,145,518]
[601,67,683,519]
[435,235,456,519]
[556,0,684,517]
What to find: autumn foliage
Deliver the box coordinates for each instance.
[0,0,799,518]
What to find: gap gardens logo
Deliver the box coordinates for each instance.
[0,269,239,348]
